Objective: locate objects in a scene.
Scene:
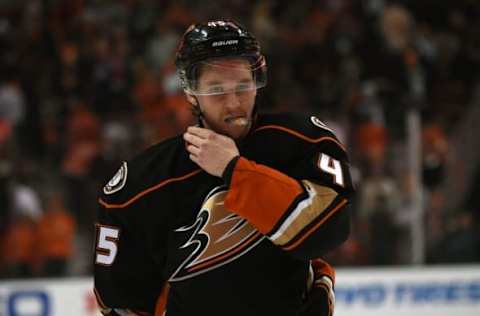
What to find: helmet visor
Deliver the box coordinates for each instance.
[183,56,267,96]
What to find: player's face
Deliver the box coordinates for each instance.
[194,58,257,140]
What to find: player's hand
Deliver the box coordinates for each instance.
[183,126,239,177]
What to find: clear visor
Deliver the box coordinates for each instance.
[183,56,267,96]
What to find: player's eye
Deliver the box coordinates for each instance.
[236,82,253,92]
[207,85,225,94]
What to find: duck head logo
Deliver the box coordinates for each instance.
[169,186,264,282]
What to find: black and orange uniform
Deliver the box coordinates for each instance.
[94,112,354,316]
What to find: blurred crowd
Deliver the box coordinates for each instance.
[0,0,479,278]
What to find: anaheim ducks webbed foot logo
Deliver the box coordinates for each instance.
[169,186,264,282]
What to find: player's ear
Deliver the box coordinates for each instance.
[186,93,202,117]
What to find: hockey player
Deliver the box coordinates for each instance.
[94,20,354,316]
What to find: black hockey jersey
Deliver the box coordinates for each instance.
[94,113,354,316]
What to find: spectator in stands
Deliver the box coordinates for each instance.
[61,104,108,232]
[1,214,36,278]
[0,67,25,136]
[422,122,449,247]
[36,194,76,277]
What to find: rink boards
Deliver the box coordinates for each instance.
[0,265,479,316]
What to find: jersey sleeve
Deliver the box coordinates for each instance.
[94,164,167,316]
[223,131,354,259]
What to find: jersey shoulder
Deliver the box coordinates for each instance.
[100,135,198,205]
[254,112,345,151]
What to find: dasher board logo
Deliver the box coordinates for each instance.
[103,162,128,195]
[169,186,264,282]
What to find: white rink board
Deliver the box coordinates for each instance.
[0,265,479,316]
[0,278,101,316]
[335,265,480,316]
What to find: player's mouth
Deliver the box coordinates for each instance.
[225,116,250,126]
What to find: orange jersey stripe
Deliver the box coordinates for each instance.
[253,125,346,152]
[225,157,304,234]
[154,283,170,316]
[283,199,348,251]
[99,169,202,209]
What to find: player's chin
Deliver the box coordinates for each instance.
[222,122,250,140]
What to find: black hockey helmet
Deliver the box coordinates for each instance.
[175,20,267,96]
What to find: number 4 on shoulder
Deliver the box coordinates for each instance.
[318,153,344,187]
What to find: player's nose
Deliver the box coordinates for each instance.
[223,92,241,110]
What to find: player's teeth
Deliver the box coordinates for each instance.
[229,117,248,126]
